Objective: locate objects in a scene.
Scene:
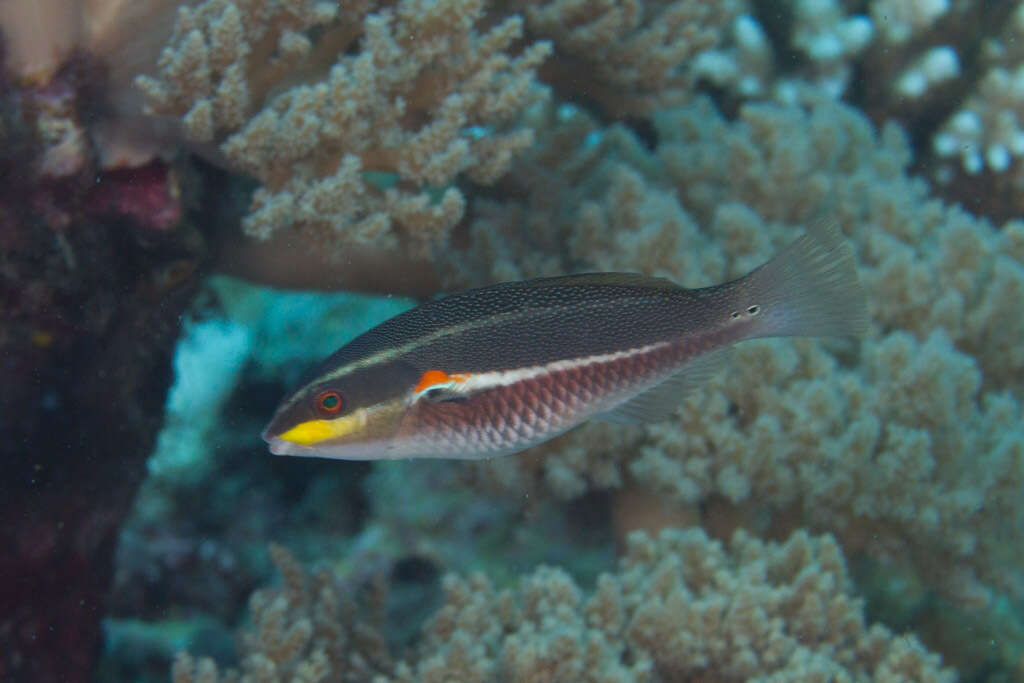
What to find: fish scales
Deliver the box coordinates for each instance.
[262,222,867,460]
[408,338,703,457]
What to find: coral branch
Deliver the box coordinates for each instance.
[137,0,551,259]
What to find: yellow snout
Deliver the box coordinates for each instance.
[277,411,368,446]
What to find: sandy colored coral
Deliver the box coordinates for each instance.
[518,0,745,117]
[789,0,873,98]
[930,3,1024,185]
[392,528,954,682]
[173,531,955,683]
[870,0,950,45]
[171,543,392,683]
[136,0,551,258]
[448,95,1024,606]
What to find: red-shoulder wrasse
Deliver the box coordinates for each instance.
[263,223,866,460]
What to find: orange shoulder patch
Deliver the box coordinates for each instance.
[414,370,471,394]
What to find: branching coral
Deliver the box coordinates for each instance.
[449,95,1024,607]
[136,0,551,257]
[172,530,955,682]
[932,3,1024,176]
[171,543,393,683]
[517,0,746,116]
[789,0,873,98]
[870,0,950,46]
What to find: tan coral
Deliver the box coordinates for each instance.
[175,531,954,681]
[390,528,955,682]
[520,0,745,117]
[136,0,551,259]
[170,544,393,683]
[450,95,1024,609]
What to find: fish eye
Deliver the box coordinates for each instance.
[315,390,344,415]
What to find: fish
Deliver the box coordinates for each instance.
[262,222,866,460]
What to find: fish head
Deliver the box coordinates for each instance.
[262,361,422,460]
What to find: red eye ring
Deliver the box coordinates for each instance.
[315,390,343,415]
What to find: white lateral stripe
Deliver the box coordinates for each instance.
[412,379,461,401]
[322,303,583,384]
[449,341,671,395]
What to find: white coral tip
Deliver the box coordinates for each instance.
[921,47,959,81]
[934,132,957,156]
[951,111,982,138]
[734,15,767,50]
[963,148,983,174]
[840,16,874,52]
[986,144,1011,172]
[897,71,927,98]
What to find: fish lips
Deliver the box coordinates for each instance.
[260,396,311,454]
[261,429,318,457]
[260,410,305,456]
[260,425,292,456]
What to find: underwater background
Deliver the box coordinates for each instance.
[1,0,1023,681]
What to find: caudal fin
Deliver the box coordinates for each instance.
[743,221,868,339]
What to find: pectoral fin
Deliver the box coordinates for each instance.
[413,369,473,403]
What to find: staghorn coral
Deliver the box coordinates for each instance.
[449,95,1024,607]
[931,3,1024,177]
[517,0,747,117]
[173,530,956,682]
[136,0,551,258]
[171,543,393,683]
[788,0,873,99]
[870,0,951,46]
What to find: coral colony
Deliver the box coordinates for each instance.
[1,0,1023,681]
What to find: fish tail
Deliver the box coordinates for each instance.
[740,221,868,339]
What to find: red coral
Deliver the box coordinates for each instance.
[84,162,182,232]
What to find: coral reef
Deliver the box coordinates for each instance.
[518,0,745,116]
[169,543,395,682]
[453,95,1024,610]
[789,0,872,98]
[170,530,956,682]
[932,4,1024,175]
[3,0,1023,681]
[136,0,551,257]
